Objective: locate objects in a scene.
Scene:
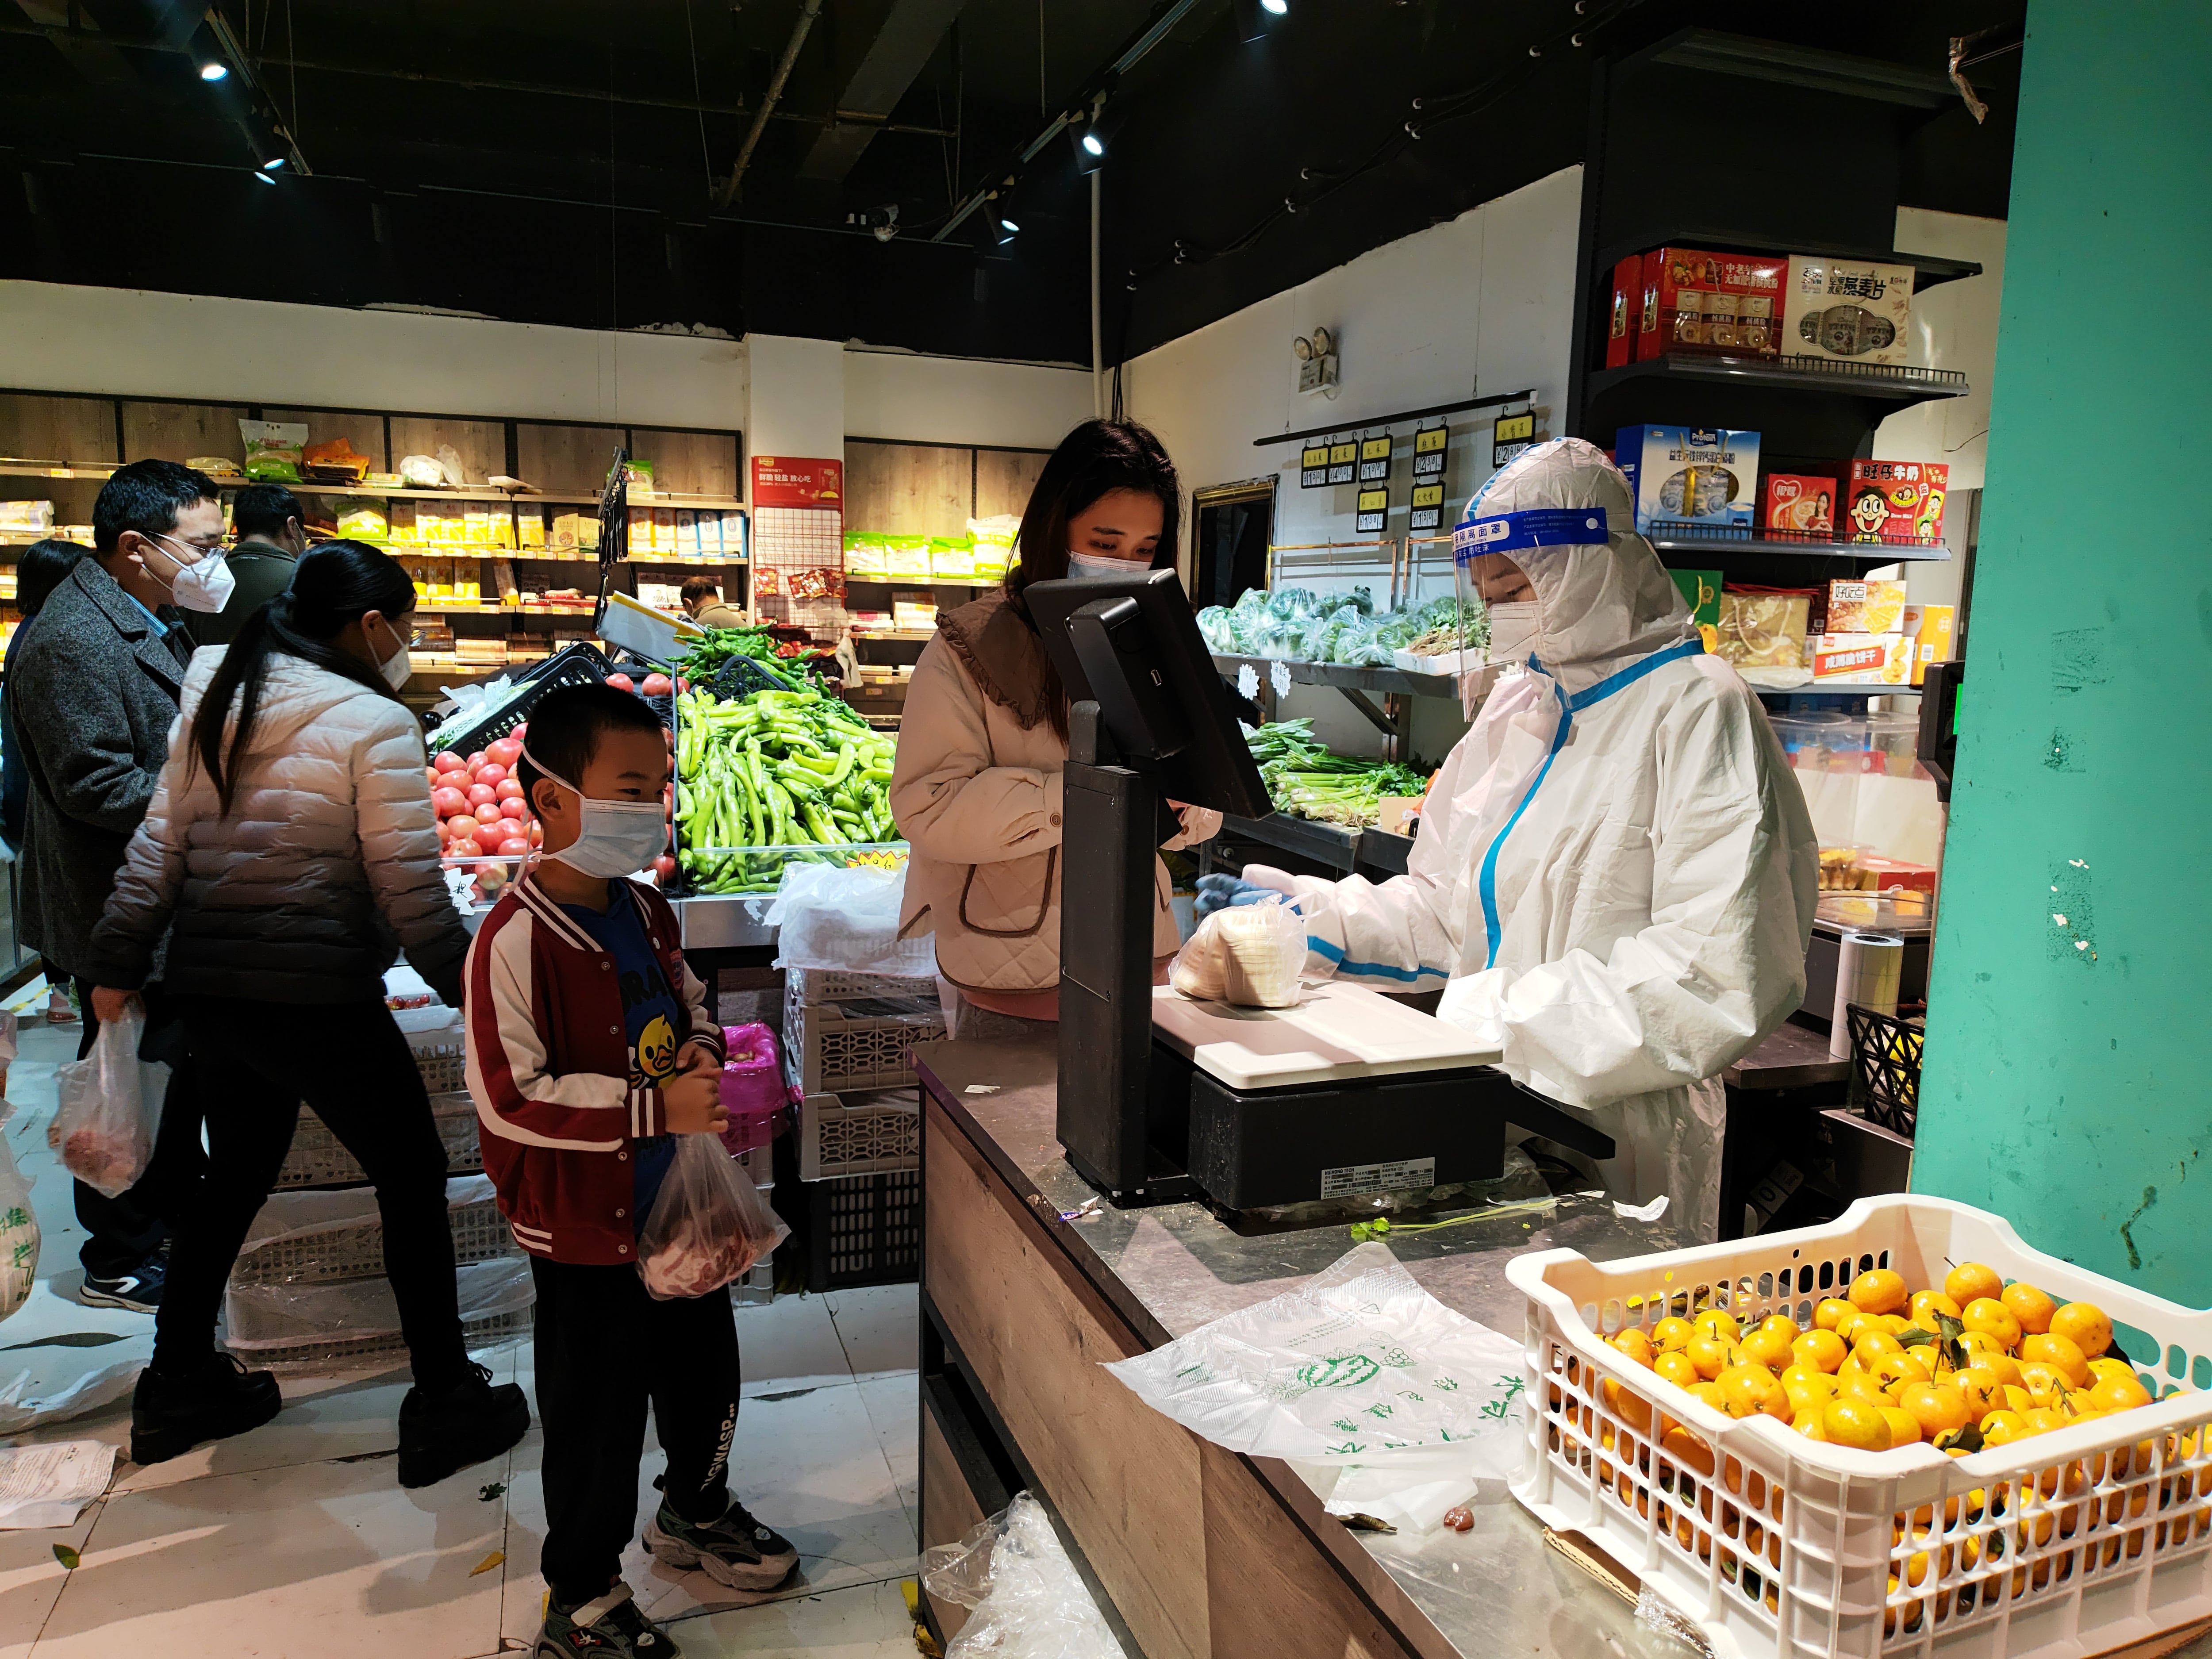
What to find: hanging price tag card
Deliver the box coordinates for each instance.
[1355,488,1389,534]
[1299,445,1330,488]
[1357,435,1393,484]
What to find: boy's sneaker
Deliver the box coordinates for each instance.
[643,1497,799,1590]
[535,1583,680,1658]
[83,1251,166,1313]
[396,1361,531,1489]
[130,1352,281,1466]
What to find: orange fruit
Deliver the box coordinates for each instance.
[1792,1329,1849,1374]
[1741,1327,1797,1372]
[1813,1297,1857,1333]
[2021,1333,2090,1389]
[1719,1364,1792,1421]
[1612,1328,1656,1367]
[1909,1289,1964,1326]
[1793,1408,1829,1440]
[1966,1344,2022,1386]
[1652,1316,1696,1352]
[2001,1282,2057,1337]
[1873,1353,1934,1395]
[1782,1367,1839,1414]
[1655,1350,1701,1390]
[1901,1382,1972,1440]
[1837,1371,1894,1406]
[1756,1313,1802,1341]
[1694,1310,1742,1344]
[2019,1363,2076,1409]
[1963,1298,2023,1350]
[2087,1357,2136,1386]
[1881,1406,1926,1446]
[1824,1398,1893,1450]
[2024,1406,2076,1436]
[1854,1329,1905,1363]
[1945,1262,2004,1307]
[1956,1368,2008,1417]
[1848,1269,1909,1315]
[2088,1372,2154,1413]
[1687,1381,1728,1413]
[2002,1383,2035,1415]
[1662,1423,1716,1478]
[2048,1302,2113,1360]
[1601,1377,1655,1435]
[1685,1336,1735,1381]
[1980,1410,2033,1446]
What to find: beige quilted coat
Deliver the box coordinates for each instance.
[892,594,1214,996]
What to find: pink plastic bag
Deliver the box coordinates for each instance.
[636,1134,790,1301]
[718,1022,794,1156]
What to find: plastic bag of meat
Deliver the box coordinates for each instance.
[636,1134,789,1301]
[49,1010,169,1199]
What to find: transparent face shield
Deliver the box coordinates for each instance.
[1450,502,1614,668]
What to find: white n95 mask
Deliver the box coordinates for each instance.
[1486,601,1541,664]
[147,533,237,614]
[519,744,668,878]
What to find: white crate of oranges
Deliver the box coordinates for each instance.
[1506,1195,2212,1659]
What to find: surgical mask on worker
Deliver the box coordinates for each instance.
[1486,601,1541,663]
[519,744,669,878]
[144,532,236,614]
[375,618,413,691]
[1068,550,1139,579]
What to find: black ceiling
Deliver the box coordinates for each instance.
[1,0,2024,370]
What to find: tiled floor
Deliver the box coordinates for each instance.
[0,1013,922,1658]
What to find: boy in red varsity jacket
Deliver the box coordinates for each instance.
[465,684,795,1659]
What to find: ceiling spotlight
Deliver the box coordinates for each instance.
[1232,0,1285,41]
[1068,116,1105,175]
[251,169,276,186]
[199,61,229,81]
[1263,0,1288,12]
[260,157,285,172]
[986,198,1018,245]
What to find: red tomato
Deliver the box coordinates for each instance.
[447,814,484,841]
[528,821,544,847]
[465,783,497,808]
[424,767,440,789]
[473,808,507,835]
[494,778,526,803]
[468,751,487,769]
[496,836,532,857]
[675,676,689,693]
[432,786,469,818]
[605,672,635,693]
[485,737,522,769]
[449,837,483,860]
[499,798,528,821]
[477,763,509,789]
[435,818,453,845]
[433,750,468,775]
[511,722,527,739]
[653,854,677,879]
[641,673,672,696]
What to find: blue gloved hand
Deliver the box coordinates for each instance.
[1195,873,1297,919]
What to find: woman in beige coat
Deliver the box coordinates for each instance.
[891,419,1218,1030]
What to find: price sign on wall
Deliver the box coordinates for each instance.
[1326,440,1357,486]
[1492,411,1535,469]
[1355,487,1389,534]
[1357,435,1393,484]
[1412,425,1448,478]
[1409,481,1446,532]
[1299,444,1330,488]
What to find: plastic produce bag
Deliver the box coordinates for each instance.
[0,1108,37,1324]
[237,419,307,483]
[636,1136,789,1301]
[767,861,936,978]
[49,1011,168,1198]
[922,1492,1121,1659]
[718,1022,791,1156]
[1168,894,1306,1007]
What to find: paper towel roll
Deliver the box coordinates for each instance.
[1830,931,1905,1059]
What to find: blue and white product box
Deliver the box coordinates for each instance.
[1615,425,1761,534]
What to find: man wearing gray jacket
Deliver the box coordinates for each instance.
[8,460,228,1310]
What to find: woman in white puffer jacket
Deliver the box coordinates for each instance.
[87,542,529,1482]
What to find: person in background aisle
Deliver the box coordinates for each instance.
[0,539,90,1026]
[191,482,307,646]
[8,461,229,1311]
[678,575,745,628]
[86,540,530,1475]
[467,683,796,1659]
[891,418,1220,1036]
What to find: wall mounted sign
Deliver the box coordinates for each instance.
[1409,481,1446,532]
[751,456,845,511]
[1357,435,1393,484]
[1412,425,1448,478]
[1326,440,1356,486]
[1300,444,1330,488]
[1355,487,1389,534]
[1492,411,1535,469]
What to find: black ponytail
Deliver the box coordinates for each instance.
[191,539,418,814]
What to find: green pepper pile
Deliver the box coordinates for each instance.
[674,687,899,893]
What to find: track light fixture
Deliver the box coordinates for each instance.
[985,195,1018,245]
[199,61,228,81]
[1068,115,1105,174]
[1232,0,1287,43]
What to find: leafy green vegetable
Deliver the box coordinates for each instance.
[1244,719,1432,830]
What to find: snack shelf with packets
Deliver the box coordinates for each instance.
[1647,522,1952,563]
[1591,232,1984,301]
[1587,352,1970,405]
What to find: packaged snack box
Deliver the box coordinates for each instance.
[1903,602,1955,685]
[1617,425,1761,533]
[1633,247,1787,360]
[1605,254,1641,369]
[1824,578,1907,635]
[1763,473,1838,535]
[1810,632,1911,684]
[1842,459,1947,545]
[1669,569,1722,628]
[1716,586,1817,670]
[1784,256,1915,366]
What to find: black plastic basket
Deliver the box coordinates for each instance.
[429,642,614,755]
[803,1168,921,1293]
[1845,1004,1924,1137]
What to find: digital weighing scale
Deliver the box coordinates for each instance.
[1022,569,1613,1212]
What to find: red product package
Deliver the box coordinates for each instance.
[1636,247,1788,360]
[1605,254,1642,369]
[1841,460,1948,545]
[1763,473,1839,535]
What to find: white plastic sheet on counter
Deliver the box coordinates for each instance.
[921,1492,1121,1659]
[1102,1241,1526,1532]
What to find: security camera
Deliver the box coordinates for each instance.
[846,204,900,242]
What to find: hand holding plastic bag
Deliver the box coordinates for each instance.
[49,1010,167,1199]
[636,1135,789,1301]
[1168,892,1306,1007]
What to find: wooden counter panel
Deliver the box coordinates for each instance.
[925,1098,1211,1659]
[920,1403,987,1644]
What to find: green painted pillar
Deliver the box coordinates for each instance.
[1912,3,2212,1307]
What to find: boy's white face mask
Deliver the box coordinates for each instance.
[520,745,668,878]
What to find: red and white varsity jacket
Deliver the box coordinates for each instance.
[465,872,726,1265]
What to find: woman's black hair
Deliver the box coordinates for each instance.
[191,539,417,814]
[1001,418,1181,738]
[17,539,88,618]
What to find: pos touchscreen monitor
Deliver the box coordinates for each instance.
[1022,567,1272,820]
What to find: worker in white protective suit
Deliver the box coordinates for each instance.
[1198,438,1818,1239]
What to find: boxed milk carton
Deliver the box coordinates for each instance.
[1616,425,1761,534]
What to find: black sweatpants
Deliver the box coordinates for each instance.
[152,995,470,1390]
[529,1256,743,1605]
[71,978,207,1279]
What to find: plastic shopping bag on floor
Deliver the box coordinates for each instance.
[922,1492,1121,1659]
[0,1106,38,1323]
[48,1010,168,1199]
[636,1134,789,1300]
